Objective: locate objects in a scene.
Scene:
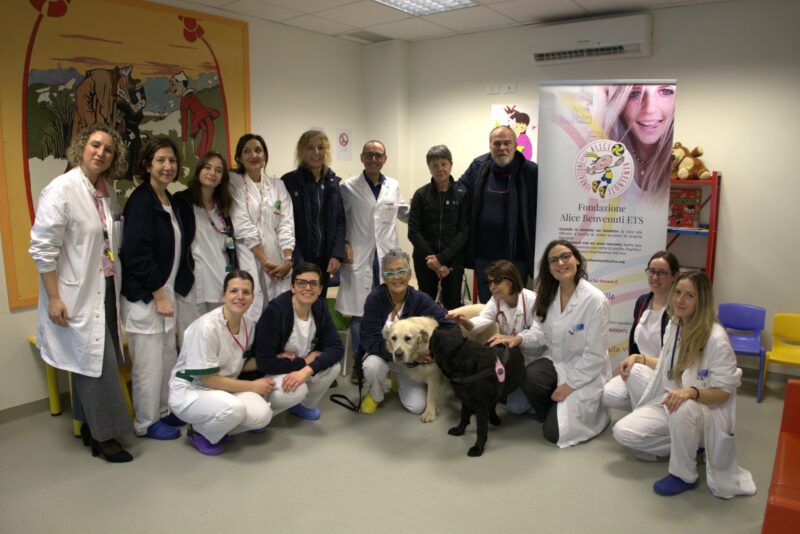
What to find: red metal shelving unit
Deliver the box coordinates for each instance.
[667,172,721,280]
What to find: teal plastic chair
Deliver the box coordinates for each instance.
[326,298,351,376]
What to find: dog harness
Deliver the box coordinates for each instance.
[450,346,511,385]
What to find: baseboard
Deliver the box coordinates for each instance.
[0,393,70,425]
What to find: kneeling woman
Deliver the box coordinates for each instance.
[448,260,543,414]
[493,240,611,447]
[169,270,272,455]
[359,248,452,415]
[252,262,343,420]
[612,271,756,498]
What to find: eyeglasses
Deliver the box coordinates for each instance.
[645,268,673,279]
[383,268,410,279]
[547,252,573,266]
[294,279,321,288]
[488,277,509,286]
[362,152,386,160]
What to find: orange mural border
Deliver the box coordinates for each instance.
[0,0,250,310]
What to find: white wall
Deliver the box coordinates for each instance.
[403,0,800,375]
[3,0,797,412]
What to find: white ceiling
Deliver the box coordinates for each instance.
[183,0,729,42]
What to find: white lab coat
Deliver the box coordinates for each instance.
[636,322,756,498]
[336,173,409,317]
[29,167,123,377]
[470,288,544,365]
[229,171,294,321]
[521,279,611,447]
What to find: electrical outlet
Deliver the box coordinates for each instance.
[502,82,517,94]
[486,84,499,95]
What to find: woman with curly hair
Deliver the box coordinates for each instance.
[29,124,133,462]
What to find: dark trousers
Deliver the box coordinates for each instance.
[413,257,463,311]
[522,357,559,444]
[310,256,332,300]
[474,257,529,303]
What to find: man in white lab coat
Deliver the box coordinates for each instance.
[336,140,410,367]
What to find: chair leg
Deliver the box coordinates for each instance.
[341,331,350,377]
[757,350,766,402]
[45,363,62,416]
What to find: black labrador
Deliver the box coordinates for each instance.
[430,327,525,457]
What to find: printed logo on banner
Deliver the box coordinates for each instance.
[574,140,634,200]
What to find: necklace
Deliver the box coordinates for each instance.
[205,202,229,235]
[226,316,249,353]
[631,150,652,178]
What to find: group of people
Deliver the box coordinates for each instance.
[29,120,754,499]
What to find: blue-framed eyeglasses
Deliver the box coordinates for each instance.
[383,268,410,279]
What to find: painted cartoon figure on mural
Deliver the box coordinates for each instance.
[116,75,147,180]
[598,84,676,202]
[167,71,220,162]
[504,105,535,160]
[585,151,624,199]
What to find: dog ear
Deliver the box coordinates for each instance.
[419,328,430,345]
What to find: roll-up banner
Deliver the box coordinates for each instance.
[536,80,676,367]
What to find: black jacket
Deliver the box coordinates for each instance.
[120,181,193,302]
[628,292,670,356]
[281,166,346,265]
[407,177,470,268]
[457,151,538,272]
[253,290,343,375]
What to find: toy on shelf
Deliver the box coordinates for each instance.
[670,142,711,180]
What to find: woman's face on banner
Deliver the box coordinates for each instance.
[622,85,676,146]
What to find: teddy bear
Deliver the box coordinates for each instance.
[670,142,712,180]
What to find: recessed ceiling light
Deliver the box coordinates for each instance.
[375,0,477,17]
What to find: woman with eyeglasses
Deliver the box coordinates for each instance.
[359,248,452,415]
[249,262,343,420]
[491,240,610,447]
[602,251,679,414]
[447,260,543,414]
[612,271,755,498]
[168,270,272,456]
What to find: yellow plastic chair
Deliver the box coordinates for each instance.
[29,335,134,436]
[325,298,352,377]
[763,314,800,400]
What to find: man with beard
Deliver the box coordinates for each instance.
[458,126,538,303]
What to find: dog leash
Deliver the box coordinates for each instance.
[329,349,363,413]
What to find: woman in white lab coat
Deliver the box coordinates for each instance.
[229,134,294,323]
[336,140,409,355]
[175,151,239,335]
[602,250,679,412]
[169,269,273,456]
[493,240,611,447]
[29,124,133,462]
[448,260,543,414]
[612,271,756,498]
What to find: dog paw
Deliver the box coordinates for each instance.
[420,410,437,423]
[448,426,465,436]
[467,446,484,457]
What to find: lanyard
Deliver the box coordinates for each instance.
[226,318,249,353]
[495,292,527,336]
[667,324,680,380]
[205,202,230,235]
[242,172,266,230]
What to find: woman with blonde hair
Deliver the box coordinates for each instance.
[612,271,756,498]
[600,83,676,202]
[30,124,133,462]
[281,130,346,299]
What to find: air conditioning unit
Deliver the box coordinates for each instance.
[529,14,652,65]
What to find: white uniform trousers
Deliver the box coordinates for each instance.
[602,364,654,411]
[266,364,341,411]
[129,330,179,435]
[362,355,427,415]
[171,389,272,444]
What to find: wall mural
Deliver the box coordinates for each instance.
[1,0,250,308]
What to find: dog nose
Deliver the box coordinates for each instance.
[393,349,404,361]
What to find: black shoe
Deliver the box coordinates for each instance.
[89,438,133,463]
[80,423,91,447]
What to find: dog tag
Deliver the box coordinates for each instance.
[495,357,506,383]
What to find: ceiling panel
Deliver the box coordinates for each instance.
[422,5,516,32]
[223,0,304,21]
[316,0,411,26]
[487,0,588,22]
[282,14,358,35]
[367,17,455,41]
[264,0,359,14]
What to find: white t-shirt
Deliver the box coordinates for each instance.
[284,311,317,359]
